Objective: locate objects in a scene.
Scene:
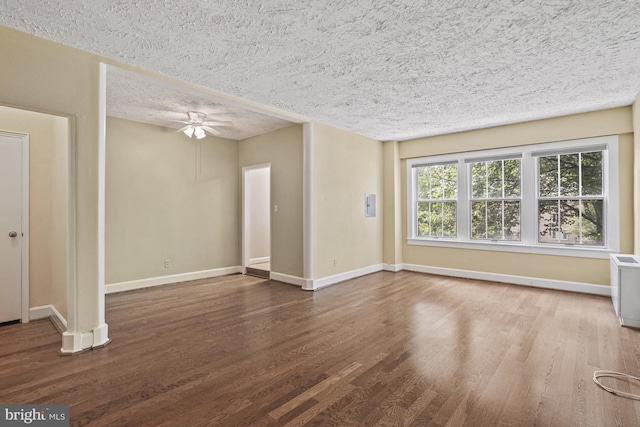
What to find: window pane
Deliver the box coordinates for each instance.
[417,202,430,236]
[471,162,486,199]
[486,201,503,239]
[559,153,579,196]
[581,199,604,245]
[538,200,559,243]
[581,151,603,196]
[504,159,521,197]
[538,156,558,197]
[430,202,443,236]
[443,164,457,199]
[442,202,457,237]
[504,201,521,241]
[430,166,444,199]
[559,200,580,243]
[416,167,430,200]
[487,161,503,198]
[471,201,486,239]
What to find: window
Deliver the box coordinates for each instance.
[470,159,521,241]
[415,163,457,238]
[537,150,604,246]
[407,135,619,258]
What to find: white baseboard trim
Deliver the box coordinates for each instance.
[402,263,611,296]
[270,265,385,291]
[106,266,242,294]
[249,257,270,265]
[93,323,110,347]
[30,305,67,332]
[383,263,403,272]
[310,264,384,291]
[60,331,94,354]
[270,271,310,288]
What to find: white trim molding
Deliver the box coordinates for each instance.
[97,62,109,347]
[105,266,242,294]
[30,305,67,331]
[383,263,403,272]
[270,271,310,288]
[303,122,314,281]
[249,257,270,265]
[402,263,611,296]
[308,264,385,291]
[93,323,110,347]
[20,134,29,324]
[60,332,88,354]
[271,265,386,291]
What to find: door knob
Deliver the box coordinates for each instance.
[8,231,17,238]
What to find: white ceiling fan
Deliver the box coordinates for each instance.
[176,111,233,139]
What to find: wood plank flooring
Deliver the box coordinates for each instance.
[1,271,640,426]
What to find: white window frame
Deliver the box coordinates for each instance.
[407,135,619,259]
[468,157,522,242]
[413,162,458,239]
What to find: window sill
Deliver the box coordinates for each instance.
[406,238,615,259]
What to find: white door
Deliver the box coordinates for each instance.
[0,134,23,323]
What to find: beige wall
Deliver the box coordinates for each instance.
[0,26,99,331]
[239,125,304,277]
[399,108,634,286]
[0,105,68,318]
[383,140,402,266]
[311,123,384,279]
[106,117,239,283]
[400,107,632,158]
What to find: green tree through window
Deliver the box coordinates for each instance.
[538,151,604,245]
[416,164,457,237]
[470,159,521,241]
[408,135,615,253]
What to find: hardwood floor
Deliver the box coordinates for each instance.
[1,271,640,426]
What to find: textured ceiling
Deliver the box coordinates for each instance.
[2,1,640,141]
[106,67,296,140]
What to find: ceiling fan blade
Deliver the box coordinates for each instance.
[176,125,192,133]
[203,121,233,127]
[202,126,221,136]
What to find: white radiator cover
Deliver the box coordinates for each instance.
[610,254,640,328]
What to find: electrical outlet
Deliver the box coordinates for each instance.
[164,259,170,268]
[333,258,337,267]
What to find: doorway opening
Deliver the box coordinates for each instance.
[0,104,72,334]
[242,164,271,279]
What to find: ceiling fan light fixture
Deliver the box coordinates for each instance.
[183,126,195,138]
[194,126,206,139]
[177,111,232,139]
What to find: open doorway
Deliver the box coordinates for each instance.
[243,164,271,279]
[0,105,71,333]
